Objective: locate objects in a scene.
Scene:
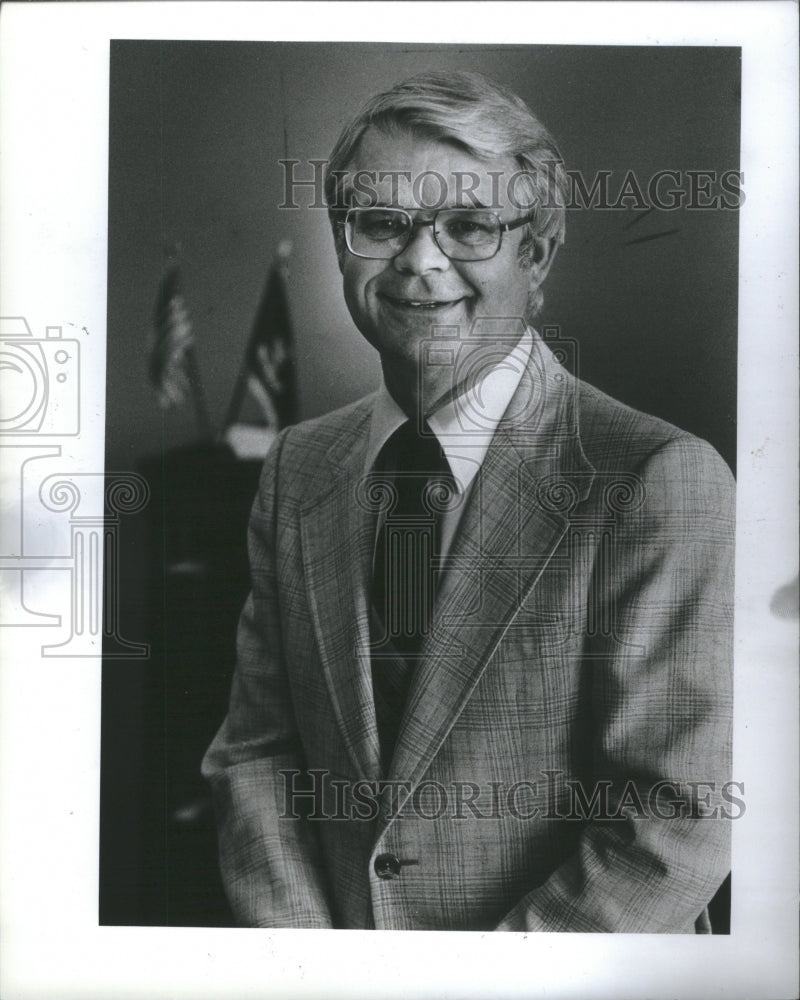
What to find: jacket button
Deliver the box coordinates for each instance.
[374,853,402,880]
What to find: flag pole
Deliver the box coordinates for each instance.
[221,350,250,434]
[185,345,214,443]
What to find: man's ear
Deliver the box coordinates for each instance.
[334,230,347,274]
[527,235,559,286]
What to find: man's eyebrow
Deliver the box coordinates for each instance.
[334,175,495,212]
[335,183,494,213]
[350,203,495,214]
[336,183,396,210]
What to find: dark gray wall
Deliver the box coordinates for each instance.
[107,42,739,470]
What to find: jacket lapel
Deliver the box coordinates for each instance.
[300,407,382,783]
[384,341,596,816]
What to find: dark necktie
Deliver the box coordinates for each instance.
[369,419,455,769]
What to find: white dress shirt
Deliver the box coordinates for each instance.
[364,329,534,560]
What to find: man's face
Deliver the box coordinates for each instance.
[338,128,552,375]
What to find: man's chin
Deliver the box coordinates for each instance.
[375,297,472,337]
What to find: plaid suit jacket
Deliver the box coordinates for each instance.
[202,333,735,932]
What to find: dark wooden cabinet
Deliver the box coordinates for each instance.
[100,444,262,926]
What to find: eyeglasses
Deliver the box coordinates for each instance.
[340,206,536,262]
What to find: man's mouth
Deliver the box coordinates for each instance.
[380,294,464,311]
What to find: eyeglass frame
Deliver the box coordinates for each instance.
[336,205,539,262]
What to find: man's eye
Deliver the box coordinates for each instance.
[358,214,406,239]
[444,215,496,242]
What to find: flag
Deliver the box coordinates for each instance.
[149,260,212,440]
[149,263,195,409]
[224,242,297,431]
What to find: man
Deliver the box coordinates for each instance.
[202,71,735,932]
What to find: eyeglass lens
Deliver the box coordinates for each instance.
[345,208,503,261]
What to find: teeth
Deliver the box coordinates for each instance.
[383,295,459,310]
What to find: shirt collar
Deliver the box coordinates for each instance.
[365,329,534,494]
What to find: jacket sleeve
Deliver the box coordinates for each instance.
[495,436,735,932]
[201,431,334,928]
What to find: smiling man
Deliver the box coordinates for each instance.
[202,71,735,932]
[333,125,557,418]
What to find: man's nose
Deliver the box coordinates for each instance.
[392,220,451,274]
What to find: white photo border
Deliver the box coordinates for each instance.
[0,3,797,999]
